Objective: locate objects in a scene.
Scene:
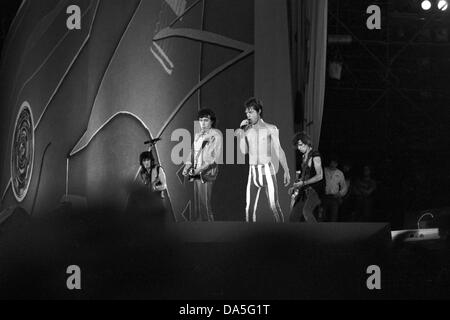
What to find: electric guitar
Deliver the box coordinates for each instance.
[187,164,218,183]
[288,179,307,200]
[288,157,310,201]
[187,135,218,183]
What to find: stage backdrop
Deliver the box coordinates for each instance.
[0,0,295,222]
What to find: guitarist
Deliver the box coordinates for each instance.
[139,150,167,198]
[289,132,324,223]
[182,109,222,222]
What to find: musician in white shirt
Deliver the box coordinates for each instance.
[182,109,222,221]
[323,156,348,222]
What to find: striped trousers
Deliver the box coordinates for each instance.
[245,163,284,222]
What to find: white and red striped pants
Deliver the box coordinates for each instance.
[245,163,284,222]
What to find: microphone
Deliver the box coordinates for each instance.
[240,119,251,131]
[144,137,162,145]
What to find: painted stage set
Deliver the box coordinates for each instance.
[0,0,296,222]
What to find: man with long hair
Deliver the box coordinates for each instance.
[289,132,324,223]
[125,150,167,219]
[139,150,167,197]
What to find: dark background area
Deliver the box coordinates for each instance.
[321,0,450,228]
[0,0,21,53]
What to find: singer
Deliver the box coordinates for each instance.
[235,98,291,222]
[182,109,222,222]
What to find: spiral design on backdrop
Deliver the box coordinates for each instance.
[0,0,260,218]
[11,102,34,202]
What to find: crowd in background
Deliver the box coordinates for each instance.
[317,155,378,223]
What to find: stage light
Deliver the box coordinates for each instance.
[421,0,432,10]
[438,0,448,10]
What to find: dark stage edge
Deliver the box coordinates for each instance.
[2,219,450,299]
[160,222,391,299]
[169,222,392,244]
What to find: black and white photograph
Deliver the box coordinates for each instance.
[0,0,449,303]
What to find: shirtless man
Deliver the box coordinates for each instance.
[235,98,291,222]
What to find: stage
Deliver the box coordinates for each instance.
[0,215,408,299]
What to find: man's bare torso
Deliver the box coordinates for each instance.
[245,120,276,165]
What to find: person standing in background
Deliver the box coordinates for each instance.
[322,155,348,222]
[352,165,377,222]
